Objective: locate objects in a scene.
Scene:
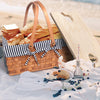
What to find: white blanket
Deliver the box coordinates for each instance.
[0,57,100,100]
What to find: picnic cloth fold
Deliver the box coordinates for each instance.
[0,57,100,100]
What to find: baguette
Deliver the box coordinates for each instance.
[35,36,50,42]
[21,23,42,36]
[27,24,60,40]
[6,24,61,45]
[8,33,24,45]
[35,24,59,39]
[42,24,59,34]
[18,32,62,45]
[36,32,62,42]
[19,37,30,45]
[54,32,62,39]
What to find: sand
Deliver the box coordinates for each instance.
[0,0,100,100]
[0,0,100,42]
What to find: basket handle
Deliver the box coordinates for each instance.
[23,2,39,51]
[29,1,56,51]
[23,1,55,51]
[23,2,39,27]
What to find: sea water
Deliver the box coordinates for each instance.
[71,0,100,5]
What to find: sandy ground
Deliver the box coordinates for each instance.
[0,1,100,100]
[0,0,100,43]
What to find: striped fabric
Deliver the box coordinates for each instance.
[2,37,66,58]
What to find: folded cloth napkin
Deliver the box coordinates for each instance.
[16,71,62,92]
[58,56,93,77]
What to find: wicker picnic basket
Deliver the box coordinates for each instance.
[2,1,73,75]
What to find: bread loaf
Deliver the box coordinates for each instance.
[8,33,24,45]
[2,23,62,45]
[1,24,20,40]
[19,37,30,45]
[21,23,42,36]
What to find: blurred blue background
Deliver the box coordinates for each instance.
[71,0,100,4]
